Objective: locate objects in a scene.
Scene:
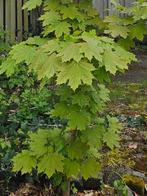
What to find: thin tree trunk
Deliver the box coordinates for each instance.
[62,179,70,196]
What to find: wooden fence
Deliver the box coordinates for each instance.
[93,0,135,18]
[0,0,135,42]
[0,0,41,42]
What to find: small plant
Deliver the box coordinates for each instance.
[114,179,128,196]
[0,29,10,63]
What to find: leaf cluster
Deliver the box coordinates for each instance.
[13,116,121,180]
[103,0,147,49]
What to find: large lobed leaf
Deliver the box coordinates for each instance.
[23,0,43,10]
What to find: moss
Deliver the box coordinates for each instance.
[123,175,145,196]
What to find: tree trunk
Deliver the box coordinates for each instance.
[62,180,70,196]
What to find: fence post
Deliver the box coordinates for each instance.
[11,0,16,42]
[17,0,23,41]
[5,0,11,41]
[0,0,4,29]
[125,0,135,7]
[93,0,105,18]
[23,0,29,38]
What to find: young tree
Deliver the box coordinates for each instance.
[0,0,146,195]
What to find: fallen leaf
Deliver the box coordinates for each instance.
[128,143,138,149]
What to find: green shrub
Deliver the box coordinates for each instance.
[0,65,57,187]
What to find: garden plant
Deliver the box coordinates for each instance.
[0,0,147,195]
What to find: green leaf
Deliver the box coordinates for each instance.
[105,24,129,38]
[80,159,101,180]
[44,21,71,38]
[80,42,103,62]
[10,43,36,64]
[57,60,95,90]
[114,44,137,64]
[72,93,90,107]
[40,11,60,27]
[104,15,122,24]
[81,32,103,62]
[81,126,104,148]
[25,36,48,46]
[29,129,53,157]
[67,140,89,159]
[30,52,60,80]
[104,15,130,38]
[103,129,120,149]
[41,39,60,54]
[60,6,81,20]
[103,116,121,149]
[67,110,91,130]
[0,57,17,76]
[44,0,60,11]
[56,86,73,101]
[51,104,91,130]
[98,84,110,102]
[51,173,63,187]
[23,0,42,10]
[117,37,135,50]
[50,103,70,119]
[94,67,110,83]
[13,150,36,174]
[129,22,147,41]
[107,116,121,132]
[86,7,99,17]
[64,159,80,177]
[87,147,101,158]
[59,42,83,62]
[102,49,128,74]
[37,153,64,178]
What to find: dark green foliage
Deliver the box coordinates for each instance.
[0,64,57,186]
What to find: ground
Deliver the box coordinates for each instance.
[105,49,147,195]
[115,49,147,82]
